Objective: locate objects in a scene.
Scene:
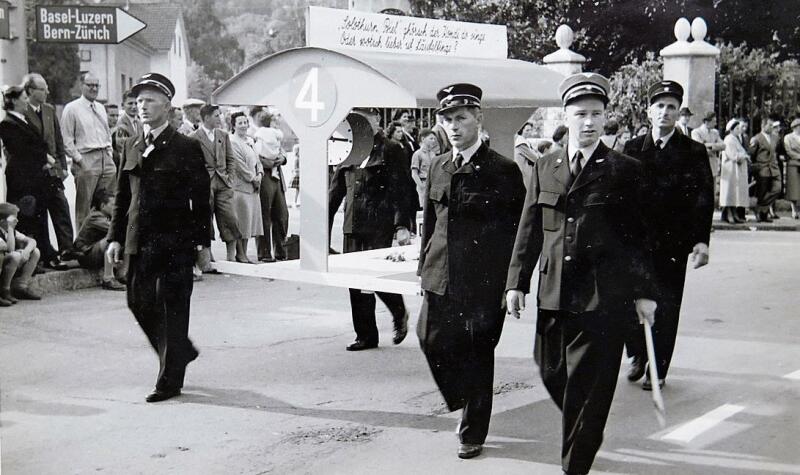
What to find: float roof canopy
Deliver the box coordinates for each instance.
[212,46,563,109]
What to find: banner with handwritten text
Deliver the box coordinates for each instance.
[306,6,507,59]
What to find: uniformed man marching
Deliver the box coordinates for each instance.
[417,84,526,459]
[505,73,657,475]
[623,80,714,390]
[106,73,211,403]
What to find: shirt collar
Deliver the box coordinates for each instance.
[79,95,97,108]
[30,103,41,113]
[201,125,215,138]
[143,121,169,141]
[568,139,600,164]
[8,111,27,123]
[452,138,482,164]
[652,128,676,148]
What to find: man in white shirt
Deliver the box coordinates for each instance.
[60,73,116,228]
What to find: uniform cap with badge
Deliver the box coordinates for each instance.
[183,98,206,109]
[558,73,610,106]
[647,80,684,104]
[435,83,483,114]
[132,73,176,101]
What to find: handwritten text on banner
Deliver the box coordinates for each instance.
[306,6,508,59]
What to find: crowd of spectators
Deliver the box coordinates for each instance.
[1,70,799,303]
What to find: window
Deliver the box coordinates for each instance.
[79,49,91,62]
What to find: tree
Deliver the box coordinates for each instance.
[174,0,244,84]
[407,0,800,76]
[24,0,79,104]
[608,52,664,130]
[186,62,216,102]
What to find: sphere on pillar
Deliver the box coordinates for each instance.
[691,17,708,42]
[674,17,691,42]
[555,25,574,50]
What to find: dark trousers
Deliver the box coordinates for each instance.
[755,175,781,213]
[126,253,197,391]
[37,186,74,261]
[344,231,406,343]
[417,292,504,445]
[536,309,624,474]
[625,252,688,379]
[257,176,289,260]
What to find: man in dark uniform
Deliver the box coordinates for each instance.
[623,81,714,390]
[328,107,413,351]
[417,84,526,460]
[106,73,211,403]
[505,73,657,475]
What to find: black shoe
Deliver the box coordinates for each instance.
[627,356,646,382]
[145,388,181,402]
[12,286,42,300]
[259,256,276,263]
[393,312,409,345]
[642,375,665,391]
[346,340,378,351]
[457,443,483,459]
[45,257,69,270]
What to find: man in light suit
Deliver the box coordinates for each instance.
[115,89,141,147]
[22,73,74,269]
[190,104,241,265]
[107,73,210,403]
[750,114,783,222]
[506,73,657,475]
[417,84,526,460]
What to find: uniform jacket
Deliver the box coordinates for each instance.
[624,131,714,255]
[108,125,211,262]
[505,142,654,313]
[328,133,413,235]
[749,132,781,178]
[24,103,67,180]
[190,127,236,187]
[0,114,51,200]
[419,142,526,306]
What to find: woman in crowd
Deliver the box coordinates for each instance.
[783,118,800,219]
[289,143,300,208]
[599,119,624,152]
[720,118,750,223]
[229,112,263,263]
[386,121,405,146]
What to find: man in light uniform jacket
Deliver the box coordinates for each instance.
[506,73,657,475]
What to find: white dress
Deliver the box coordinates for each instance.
[719,134,750,207]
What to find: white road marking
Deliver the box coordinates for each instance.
[661,404,746,443]
[783,369,800,380]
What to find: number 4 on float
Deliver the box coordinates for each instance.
[291,64,337,127]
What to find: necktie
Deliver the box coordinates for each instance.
[145,133,154,147]
[656,139,663,149]
[568,151,583,188]
[455,153,464,169]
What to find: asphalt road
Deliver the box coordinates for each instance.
[1,230,799,474]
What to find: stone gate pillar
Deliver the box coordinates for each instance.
[536,25,584,139]
[660,17,720,128]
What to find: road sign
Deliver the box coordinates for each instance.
[36,5,146,44]
[0,1,10,40]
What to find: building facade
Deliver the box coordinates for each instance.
[79,3,189,106]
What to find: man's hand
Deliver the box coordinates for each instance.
[506,290,526,319]
[7,215,17,229]
[106,241,122,264]
[635,298,657,326]
[396,227,411,246]
[46,154,56,165]
[691,242,709,269]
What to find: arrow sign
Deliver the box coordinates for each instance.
[36,6,146,44]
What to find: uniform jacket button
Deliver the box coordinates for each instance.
[564,256,572,262]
